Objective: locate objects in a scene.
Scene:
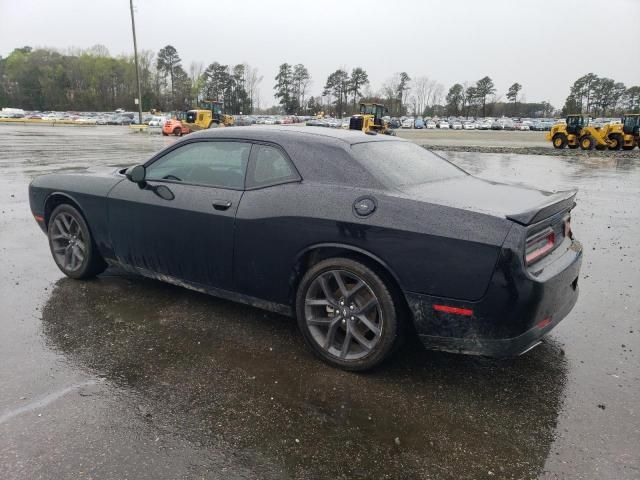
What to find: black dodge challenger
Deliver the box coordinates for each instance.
[29,127,582,370]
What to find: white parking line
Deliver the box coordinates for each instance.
[0,379,99,424]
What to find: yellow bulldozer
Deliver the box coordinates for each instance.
[349,103,393,135]
[184,100,234,131]
[547,114,614,150]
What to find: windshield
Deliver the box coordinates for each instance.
[351,141,466,189]
[361,104,376,115]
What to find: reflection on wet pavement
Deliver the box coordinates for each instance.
[42,274,567,479]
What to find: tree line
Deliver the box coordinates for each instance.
[563,73,639,117]
[2,45,638,118]
[0,45,263,114]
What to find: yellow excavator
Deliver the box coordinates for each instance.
[184,100,234,131]
[349,103,393,135]
[547,114,613,150]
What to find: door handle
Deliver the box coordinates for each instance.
[212,199,232,211]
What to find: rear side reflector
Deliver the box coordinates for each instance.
[433,305,473,316]
[34,215,44,222]
[536,317,552,329]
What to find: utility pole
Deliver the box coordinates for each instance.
[129,0,143,125]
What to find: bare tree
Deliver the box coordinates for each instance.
[245,63,263,112]
[413,76,430,116]
[189,61,204,105]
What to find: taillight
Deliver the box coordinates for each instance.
[525,228,555,265]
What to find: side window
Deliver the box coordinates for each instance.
[146,141,250,189]
[247,145,299,188]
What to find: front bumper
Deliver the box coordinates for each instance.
[406,238,582,357]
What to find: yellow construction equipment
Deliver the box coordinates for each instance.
[547,114,614,150]
[349,103,393,135]
[184,100,234,131]
[607,114,640,150]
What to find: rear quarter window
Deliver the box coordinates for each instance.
[246,145,300,188]
[350,141,466,189]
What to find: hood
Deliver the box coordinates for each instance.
[401,176,576,225]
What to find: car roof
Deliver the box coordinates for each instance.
[188,125,406,146]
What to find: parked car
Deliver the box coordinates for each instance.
[491,121,504,130]
[389,118,401,129]
[438,120,450,129]
[414,118,425,129]
[401,118,413,128]
[451,121,463,130]
[29,127,583,371]
[463,122,475,130]
[426,120,437,129]
[148,116,168,127]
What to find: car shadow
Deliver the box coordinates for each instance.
[40,272,568,480]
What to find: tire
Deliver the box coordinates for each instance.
[580,135,595,150]
[552,133,567,149]
[47,204,107,279]
[173,127,181,136]
[162,131,169,136]
[296,257,403,371]
[608,134,623,151]
[622,145,634,151]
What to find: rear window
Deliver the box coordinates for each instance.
[350,141,466,189]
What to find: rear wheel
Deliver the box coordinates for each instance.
[296,258,403,371]
[552,133,567,149]
[162,131,168,136]
[173,127,182,136]
[48,204,107,279]
[580,135,595,150]
[608,134,623,150]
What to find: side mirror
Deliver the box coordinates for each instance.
[126,165,146,184]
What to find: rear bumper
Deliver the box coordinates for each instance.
[406,238,582,357]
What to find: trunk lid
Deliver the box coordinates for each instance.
[401,176,576,225]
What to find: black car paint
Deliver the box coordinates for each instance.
[29,127,582,356]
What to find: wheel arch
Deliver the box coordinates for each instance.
[289,243,410,315]
[44,192,85,228]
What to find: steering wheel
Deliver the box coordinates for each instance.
[162,174,182,181]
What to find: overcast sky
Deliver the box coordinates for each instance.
[1,0,639,109]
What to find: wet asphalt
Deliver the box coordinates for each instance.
[0,125,638,479]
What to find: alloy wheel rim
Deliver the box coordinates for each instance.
[50,212,86,272]
[304,269,383,361]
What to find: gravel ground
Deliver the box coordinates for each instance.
[395,128,640,157]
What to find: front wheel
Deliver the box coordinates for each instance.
[48,204,107,279]
[580,135,595,150]
[296,257,403,371]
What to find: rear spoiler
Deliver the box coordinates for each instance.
[507,189,577,225]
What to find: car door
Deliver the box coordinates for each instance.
[107,139,251,290]
[233,143,303,303]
